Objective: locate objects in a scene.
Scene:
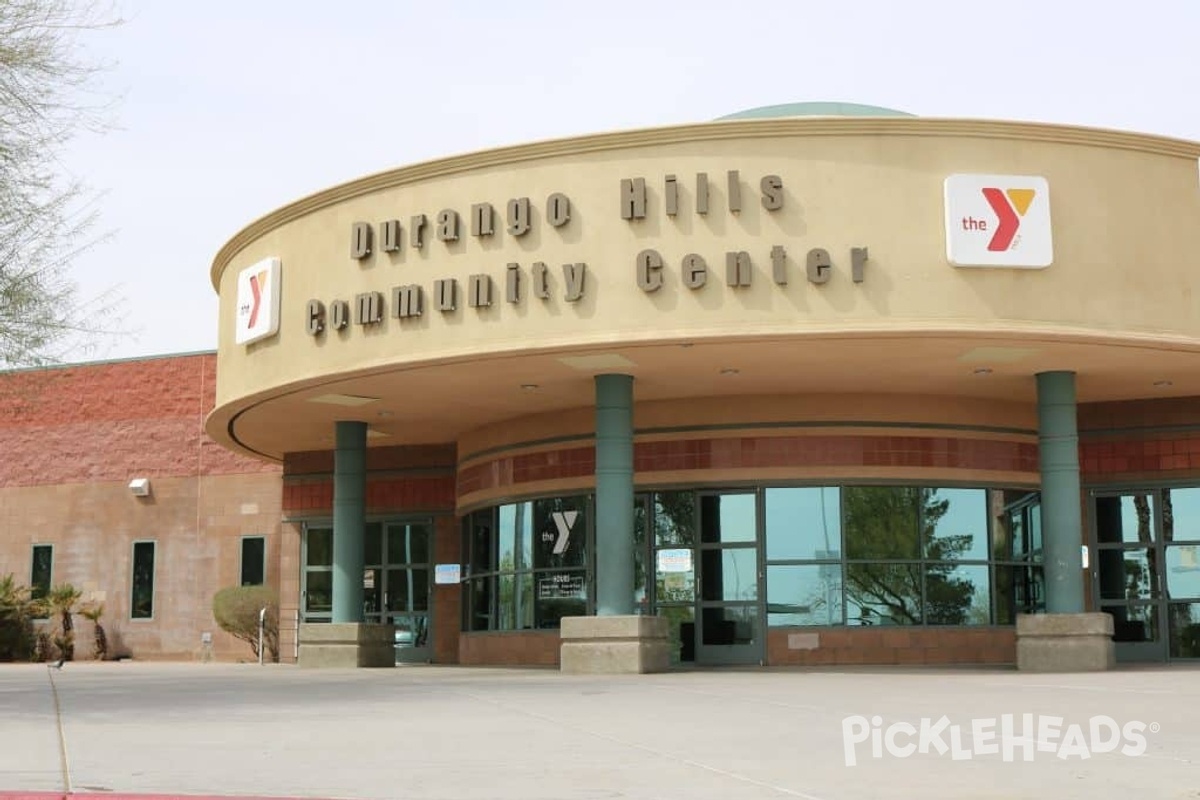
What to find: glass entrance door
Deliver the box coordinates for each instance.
[695,492,764,666]
[364,522,432,663]
[1093,492,1167,662]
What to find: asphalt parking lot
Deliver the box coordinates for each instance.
[1,661,1197,800]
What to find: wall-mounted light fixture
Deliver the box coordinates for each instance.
[128,477,152,498]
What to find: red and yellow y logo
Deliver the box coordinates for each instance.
[981,187,1036,251]
[247,269,268,328]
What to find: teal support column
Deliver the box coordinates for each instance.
[1036,371,1085,614]
[595,374,634,616]
[331,420,367,623]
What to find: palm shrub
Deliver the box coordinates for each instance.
[79,603,108,660]
[212,585,279,662]
[0,574,37,661]
[46,584,82,661]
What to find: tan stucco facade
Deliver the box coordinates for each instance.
[207,117,1200,462]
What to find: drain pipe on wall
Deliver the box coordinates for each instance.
[258,606,267,666]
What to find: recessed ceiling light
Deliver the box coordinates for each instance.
[680,343,694,349]
[973,367,993,375]
[377,410,394,418]
[520,384,539,391]
[720,368,740,376]
[1154,380,1173,388]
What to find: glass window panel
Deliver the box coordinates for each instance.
[1012,564,1045,615]
[634,499,647,612]
[364,523,383,565]
[1098,548,1160,600]
[533,496,587,569]
[509,572,533,629]
[1103,603,1159,643]
[767,564,843,626]
[306,528,332,567]
[845,562,921,625]
[994,563,1014,625]
[535,570,586,629]
[386,568,408,612]
[700,494,756,544]
[363,568,382,616]
[1168,602,1200,658]
[393,614,429,649]
[240,537,265,586]
[1095,494,1156,545]
[468,576,493,630]
[654,491,695,547]
[844,487,920,560]
[1166,545,1200,599]
[304,571,331,614]
[700,606,757,646]
[1163,488,1200,544]
[700,548,758,601]
[765,487,841,561]
[408,524,431,565]
[925,563,990,625]
[658,605,695,665]
[922,489,987,561]
[655,552,695,604]
[1028,504,1042,560]
[470,512,493,572]
[131,542,155,619]
[412,567,429,612]
[498,503,533,571]
[30,545,52,601]
[657,489,696,551]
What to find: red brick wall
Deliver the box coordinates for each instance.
[0,353,278,487]
[767,627,1016,666]
[459,434,1038,498]
[458,631,561,666]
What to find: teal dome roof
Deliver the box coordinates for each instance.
[717,102,914,120]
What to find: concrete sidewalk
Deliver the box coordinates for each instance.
[1,662,1197,799]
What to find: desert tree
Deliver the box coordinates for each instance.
[0,0,122,368]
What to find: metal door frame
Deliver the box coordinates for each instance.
[693,490,765,666]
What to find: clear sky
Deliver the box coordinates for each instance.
[59,0,1200,362]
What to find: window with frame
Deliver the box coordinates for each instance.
[131,541,156,619]
[240,536,265,586]
[462,495,590,631]
[993,491,1044,624]
[30,544,53,603]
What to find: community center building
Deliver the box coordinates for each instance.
[6,102,1200,669]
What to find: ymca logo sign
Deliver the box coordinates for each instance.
[235,257,282,345]
[944,174,1052,268]
[549,510,578,555]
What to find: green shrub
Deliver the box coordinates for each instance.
[212,585,279,662]
[0,574,37,662]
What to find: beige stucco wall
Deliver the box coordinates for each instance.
[208,118,1200,455]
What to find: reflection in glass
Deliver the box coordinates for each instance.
[1165,488,1200,544]
[306,528,333,567]
[1103,603,1159,643]
[701,606,757,646]
[765,487,841,561]
[1098,548,1159,600]
[700,548,758,601]
[925,563,990,624]
[393,614,429,649]
[1095,494,1156,545]
[364,523,383,565]
[658,605,695,664]
[1168,602,1200,658]
[846,563,921,625]
[408,525,431,565]
[1166,545,1200,599]
[655,492,696,547]
[844,487,920,559]
[305,571,332,613]
[767,564,843,626]
[700,494,756,544]
[498,573,534,630]
[922,489,987,561]
[471,512,493,572]
[363,568,382,616]
[498,504,533,571]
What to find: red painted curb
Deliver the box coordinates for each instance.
[0,793,324,800]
